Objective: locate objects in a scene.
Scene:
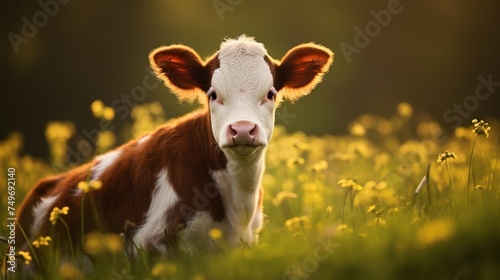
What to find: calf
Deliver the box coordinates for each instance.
[15,35,333,255]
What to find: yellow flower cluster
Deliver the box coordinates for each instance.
[59,262,84,280]
[32,236,51,248]
[273,191,298,206]
[472,119,491,138]
[312,160,328,172]
[91,100,115,120]
[336,224,353,234]
[77,180,102,193]
[45,121,76,163]
[96,131,116,152]
[45,121,76,142]
[437,151,457,165]
[131,102,166,138]
[49,206,69,225]
[417,219,455,246]
[287,157,305,168]
[151,262,178,277]
[209,228,223,240]
[285,216,311,231]
[84,232,124,255]
[18,251,32,265]
[396,102,414,118]
[337,179,363,191]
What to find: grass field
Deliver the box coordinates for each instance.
[1,102,499,279]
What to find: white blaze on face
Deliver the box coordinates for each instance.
[208,37,276,154]
[149,35,334,156]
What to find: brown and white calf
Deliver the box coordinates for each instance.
[16,35,333,254]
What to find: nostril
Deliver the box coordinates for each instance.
[249,125,257,136]
[229,125,238,136]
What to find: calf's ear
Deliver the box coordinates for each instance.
[149,45,217,103]
[274,43,334,102]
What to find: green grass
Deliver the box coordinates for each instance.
[1,104,500,279]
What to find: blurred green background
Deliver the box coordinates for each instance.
[1,0,500,158]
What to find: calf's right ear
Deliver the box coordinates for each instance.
[149,45,216,103]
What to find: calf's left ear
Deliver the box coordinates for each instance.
[274,43,334,102]
[149,45,216,103]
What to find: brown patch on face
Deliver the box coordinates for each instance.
[264,55,277,89]
[201,53,220,93]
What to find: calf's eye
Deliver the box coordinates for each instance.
[267,87,277,101]
[207,88,217,101]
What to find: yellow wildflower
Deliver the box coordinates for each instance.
[337,224,353,234]
[273,191,298,206]
[292,141,310,151]
[397,102,413,118]
[102,107,115,121]
[209,228,223,240]
[151,262,177,277]
[312,160,328,172]
[149,102,164,116]
[437,151,457,165]
[18,251,32,265]
[338,179,363,191]
[287,157,305,168]
[89,180,102,190]
[388,207,399,215]
[417,219,455,246]
[97,131,116,151]
[472,119,491,138]
[285,216,311,231]
[91,100,115,120]
[349,122,366,136]
[49,206,69,225]
[84,232,101,254]
[77,181,90,193]
[60,262,83,280]
[45,121,76,142]
[91,100,104,117]
[32,236,51,248]
[326,205,333,215]
[84,232,124,255]
[107,234,125,253]
[367,204,378,214]
[78,180,102,193]
[475,185,486,191]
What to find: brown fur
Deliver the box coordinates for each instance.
[15,110,236,252]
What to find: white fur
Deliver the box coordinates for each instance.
[181,36,270,250]
[212,164,264,242]
[90,150,122,181]
[133,168,179,253]
[210,36,276,151]
[180,212,219,252]
[30,195,60,238]
[179,156,265,251]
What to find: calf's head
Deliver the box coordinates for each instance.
[150,35,333,157]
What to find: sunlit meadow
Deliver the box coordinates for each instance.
[1,102,499,279]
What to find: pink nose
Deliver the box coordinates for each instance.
[227,121,258,146]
